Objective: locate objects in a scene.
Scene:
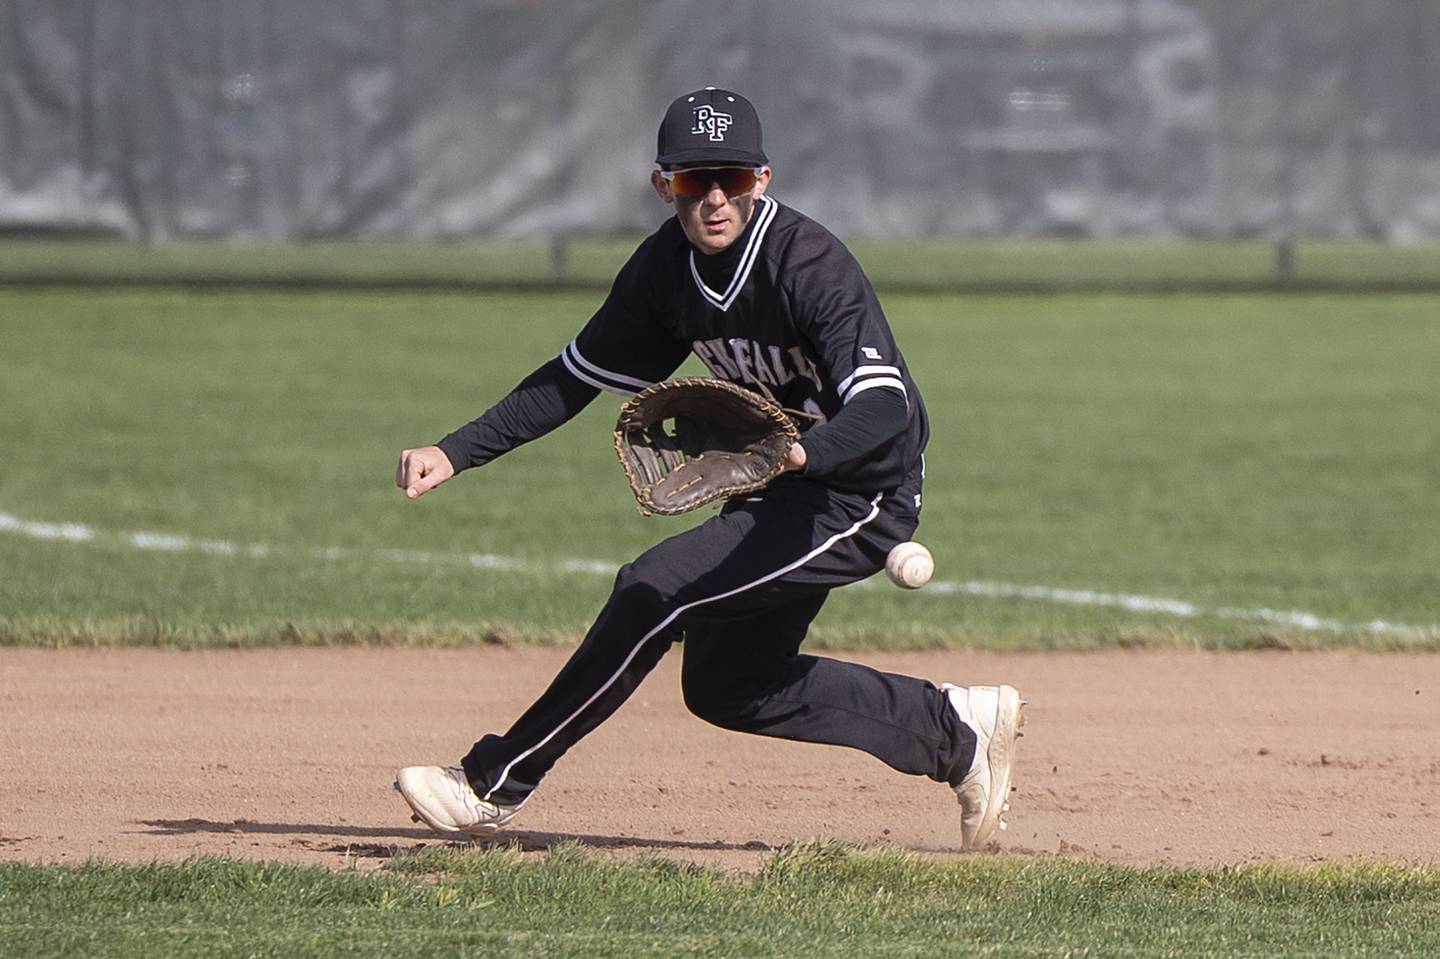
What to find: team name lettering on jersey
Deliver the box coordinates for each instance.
[691,337,823,393]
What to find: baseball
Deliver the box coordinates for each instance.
[885,541,934,589]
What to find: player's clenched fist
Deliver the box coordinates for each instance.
[396,446,455,500]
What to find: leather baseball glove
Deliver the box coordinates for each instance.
[614,377,799,516]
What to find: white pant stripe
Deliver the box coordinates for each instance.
[481,492,885,801]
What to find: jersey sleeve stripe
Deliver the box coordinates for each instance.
[842,376,908,405]
[561,341,652,395]
[561,351,631,395]
[561,341,648,394]
[836,364,902,396]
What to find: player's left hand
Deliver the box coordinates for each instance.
[783,442,807,473]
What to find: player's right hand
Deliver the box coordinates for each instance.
[396,446,455,500]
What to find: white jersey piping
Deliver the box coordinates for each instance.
[561,341,653,397]
[687,195,779,312]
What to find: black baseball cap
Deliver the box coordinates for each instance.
[655,87,768,167]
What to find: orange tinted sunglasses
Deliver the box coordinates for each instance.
[659,165,765,200]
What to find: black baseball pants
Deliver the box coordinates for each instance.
[461,473,975,807]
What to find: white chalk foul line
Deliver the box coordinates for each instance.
[3,510,1436,642]
[921,579,1439,642]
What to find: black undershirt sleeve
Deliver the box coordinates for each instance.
[435,357,600,472]
[799,386,908,479]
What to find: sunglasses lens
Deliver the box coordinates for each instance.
[670,167,758,198]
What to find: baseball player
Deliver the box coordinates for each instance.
[394,87,1024,849]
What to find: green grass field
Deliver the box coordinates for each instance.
[4,844,1440,958]
[3,258,1438,956]
[4,237,1440,292]
[1,284,1436,649]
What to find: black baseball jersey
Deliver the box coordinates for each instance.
[438,198,961,816]
[562,196,927,494]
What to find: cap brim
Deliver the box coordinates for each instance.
[656,145,768,167]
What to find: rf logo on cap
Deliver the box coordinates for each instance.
[656,88,766,166]
[692,105,732,142]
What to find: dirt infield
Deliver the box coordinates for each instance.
[3,646,1437,872]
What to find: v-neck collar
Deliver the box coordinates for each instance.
[687,195,778,312]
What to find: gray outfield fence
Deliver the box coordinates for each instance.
[2,0,1438,244]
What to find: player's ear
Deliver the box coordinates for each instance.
[650,170,675,205]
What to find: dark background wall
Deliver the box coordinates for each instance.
[3,0,1436,242]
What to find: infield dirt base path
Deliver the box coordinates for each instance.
[3,647,1437,872]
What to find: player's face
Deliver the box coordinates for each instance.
[651,164,772,255]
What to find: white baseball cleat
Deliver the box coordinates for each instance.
[941,684,1026,850]
[394,764,521,837]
